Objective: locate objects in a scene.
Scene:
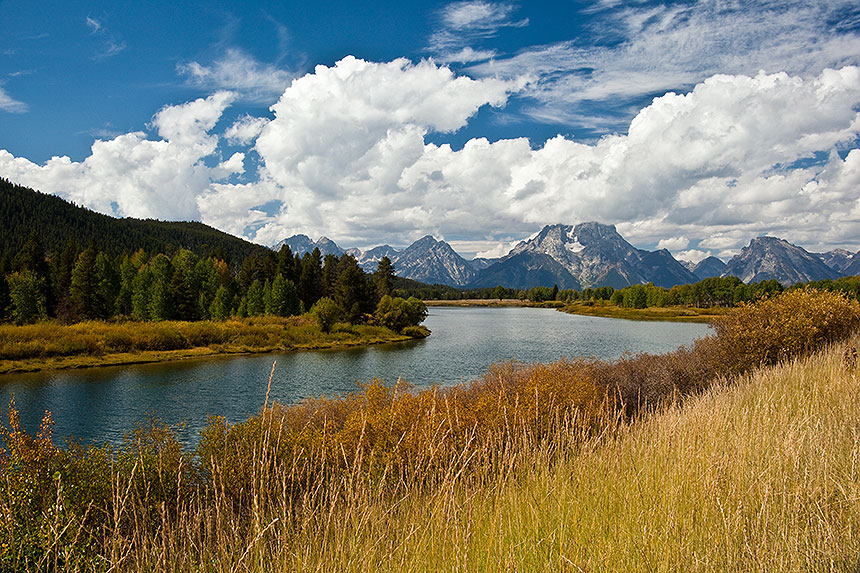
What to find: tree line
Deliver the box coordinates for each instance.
[395,275,860,308]
[0,232,424,331]
[0,178,268,269]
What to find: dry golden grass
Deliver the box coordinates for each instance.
[1,289,860,570]
[0,316,411,373]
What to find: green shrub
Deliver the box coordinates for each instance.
[402,325,430,338]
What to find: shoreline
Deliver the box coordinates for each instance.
[424,299,723,322]
[0,319,419,375]
[0,335,414,375]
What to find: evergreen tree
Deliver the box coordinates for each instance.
[267,274,301,316]
[374,256,395,300]
[69,244,99,320]
[209,285,232,320]
[131,264,153,321]
[147,254,173,321]
[276,244,297,283]
[0,256,11,321]
[12,231,54,316]
[335,255,368,323]
[246,279,266,316]
[53,239,80,320]
[94,251,119,319]
[298,248,324,310]
[168,249,200,321]
[322,254,340,298]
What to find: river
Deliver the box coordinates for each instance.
[0,307,710,446]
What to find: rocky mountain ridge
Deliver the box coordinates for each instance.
[273,226,858,289]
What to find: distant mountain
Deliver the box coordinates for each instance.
[816,249,856,273]
[391,235,477,286]
[691,256,728,280]
[0,178,268,265]
[273,234,345,257]
[842,254,860,277]
[723,236,841,285]
[468,251,581,289]
[471,223,696,289]
[469,257,499,270]
[357,245,400,271]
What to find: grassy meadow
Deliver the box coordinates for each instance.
[0,316,419,374]
[1,289,859,570]
[560,300,730,322]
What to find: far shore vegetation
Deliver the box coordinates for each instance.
[423,275,860,321]
[0,228,430,373]
[0,314,427,375]
[2,289,859,569]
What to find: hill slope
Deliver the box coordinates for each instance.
[0,178,268,264]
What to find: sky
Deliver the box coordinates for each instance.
[1,0,859,262]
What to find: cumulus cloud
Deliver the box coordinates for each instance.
[656,236,689,251]
[225,114,270,146]
[0,92,239,220]
[227,56,519,246]
[212,64,860,256]
[1,60,859,258]
[178,49,294,102]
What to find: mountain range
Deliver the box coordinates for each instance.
[274,223,859,289]
[1,179,856,291]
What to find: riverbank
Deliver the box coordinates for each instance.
[2,290,858,570]
[0,316,419,374]
[425,298,726,322]
[560,301,728,322]
[424,298,546,307]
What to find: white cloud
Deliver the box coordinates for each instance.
[85,16,126,59]
[441,1,527,31]
[675,249,711,265]
[178,49,294,102]
[1,61,859,257]
[237,56,519,245]
[225,114,270,145]
[85,16,101,33]
[226,64,860,255]
[656,236,689,251]
[470,0,860,129]
[429,1,528,63]
[0,86,27,113]
[0,92,239,220]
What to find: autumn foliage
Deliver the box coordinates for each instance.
[1,289,859,569]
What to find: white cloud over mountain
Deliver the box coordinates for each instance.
[0,92,242,220]
[0,58,858,257]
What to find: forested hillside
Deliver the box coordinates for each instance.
[0,178,268,265]
[0,179,426,329]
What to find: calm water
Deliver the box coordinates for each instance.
[0,307,710,446]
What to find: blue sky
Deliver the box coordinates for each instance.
[2,0,860,260]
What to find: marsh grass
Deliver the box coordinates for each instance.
[0,316,411,373]
[1,289,860,570]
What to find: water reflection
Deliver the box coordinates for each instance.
[1,307,710,446]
